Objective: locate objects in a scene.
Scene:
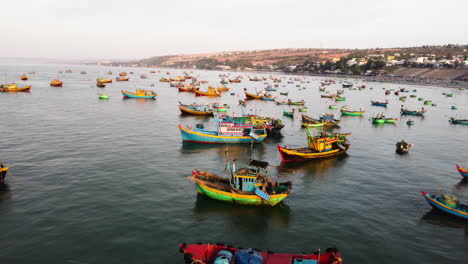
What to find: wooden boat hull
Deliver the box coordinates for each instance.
[421,191,468,219]
[372,118,385,124]
[194,89,220,97]
[0,85,31,92]
[278,145,348,162]
[179,125,266,144]
[371,101,388,107]
[401,109,426,116]
[341,110,365,116]
[456,165,468,178]
[177,86,193,92]
[450,118,468,124]
[178,105,214,116]
[97,79,112,83]
[244,92,262,99]
[121,90,156,99]
[194,181,287,206]
[180,243,342,264]
[384,118,398,123]
[262,97,276,101]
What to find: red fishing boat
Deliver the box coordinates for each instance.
[180,243,342,264]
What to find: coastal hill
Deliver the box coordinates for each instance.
[98,44,468,83]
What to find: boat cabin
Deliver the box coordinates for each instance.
[308,136,338,152]
[229,160,269,192]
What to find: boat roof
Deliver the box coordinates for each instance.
[249,160,269,168]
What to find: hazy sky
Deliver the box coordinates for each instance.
[2,0,467,60]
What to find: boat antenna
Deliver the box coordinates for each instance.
[437,184,442,196]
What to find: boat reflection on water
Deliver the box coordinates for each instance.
[455,178,468,190]
[193,194,291,232]
[0,184,12,201]
[420,210,468,236]
[180,141,266,158]
[276,155,349,179]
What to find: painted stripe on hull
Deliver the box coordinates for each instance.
[179,125,266,144]
[195,183,287,206]
[421,192,468,219]
[456,165,468,178]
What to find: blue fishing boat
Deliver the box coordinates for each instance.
[400,106,427,116]
[121,89,157,99]
[421,191,468,220]
[449,117,468,124]
[371,100,388,107]
[178,116,267,144]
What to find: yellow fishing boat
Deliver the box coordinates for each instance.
[0,83,31,92]
[193,87,221,97]
[97,78,112,83]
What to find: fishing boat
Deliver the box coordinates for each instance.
[119,72,127,76]
[261,93,277,101]
[371,100,388,107]
[50,79,63,87]
[342,82,353,88]
[96,82,106,88]
[179,102,214,116]
[456,165,468,178]
[20,74,28,80]
[421,191,468,220]
[283,109,295,117]
[193,87,221,97]
[449,117,468,124]
[395,140,412,154]
[229,79,241,83]
[278,129,350,162]
[121,89,157,99]
[451,106,458,110]
[298,107,308,112]
[400,107,427,116]
[321,94,334,98]
[407,119,415,126]
[97,78,112,83]
[177,85,195,92]
[0,83,31,92]
[220,79,229,84]
[98,94,109,99]
[385,90,390,95]
[159,78,170,82]
[208,86,230,92]
[244,90,264,100]
[301,119,326,127]
[150,70,156,73]
[180,243,342,264]
[384,117,398,123]
[334,96,346,101]
[290,100,305,106]
[424,100,432,105]
[179,116,267,144]
[275,100,289,105]
[279,91,289,96]
[187,159,291,206]
[329,105,338,109]
[116,76,129,81]
[372,114,386,124]
[140,74,147,79]
[340,107,365,116]
[0,162,8,184]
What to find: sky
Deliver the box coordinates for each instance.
[2,0,467,60]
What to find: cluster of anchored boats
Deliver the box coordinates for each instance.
[2,69,467,263]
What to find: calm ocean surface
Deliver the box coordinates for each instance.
[0,64,467,263]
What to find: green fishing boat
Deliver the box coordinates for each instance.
[187,160,292,206]
[372,116,385,124]
[283,109,295,117]
[298,107,307,112]
[98,94,109,99]
[329,105,338,109]
[340,107,365,116]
